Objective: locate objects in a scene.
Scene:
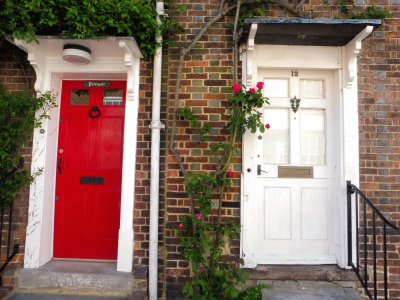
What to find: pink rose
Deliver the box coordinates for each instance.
[227,170,234,178]
[265,123,270,129]
[249,88,256,94]
[178,223,184,229]
[198,266,204,273]
[256,82,264,90]
[233,83,241,93]
[195,214,203,220]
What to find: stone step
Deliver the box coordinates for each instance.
[5,292,130,300]
[11,261,147,299]
[261,280,363,300]
[247,265,358,281]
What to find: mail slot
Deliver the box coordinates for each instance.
[80,176,104,184]
[278,166,313,178]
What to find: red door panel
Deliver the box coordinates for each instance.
[54,80,126,260]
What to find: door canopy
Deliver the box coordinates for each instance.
[241,18,381,88]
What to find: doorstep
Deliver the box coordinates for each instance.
[8,261,147,299]
[261,280,362,300]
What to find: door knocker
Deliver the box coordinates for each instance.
[290,96,301,113]
[89,106,101,118]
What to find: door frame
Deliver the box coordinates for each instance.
[13,37,142,272]
[240,26,374,268]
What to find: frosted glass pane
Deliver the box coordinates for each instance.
[300,79,324,99]
[103,89,123,105]
[264,108,289,164]
[264,79,289,98]
[300,110,325,165]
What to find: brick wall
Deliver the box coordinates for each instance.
[357,11,400,299]
[0,40,36,296]
[162,1,239,298]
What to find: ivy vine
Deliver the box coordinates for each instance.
[338,0,391,19]
[0,86,56,205]
[0,0,182,57]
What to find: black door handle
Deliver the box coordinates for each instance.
[257,165,268,175]
[57,158,63,174]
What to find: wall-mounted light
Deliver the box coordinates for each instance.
[63,44,92,64]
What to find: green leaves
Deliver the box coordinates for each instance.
[177,106,211,142]
[0,85,56,205]
[338,0,391,19]
[0,0,183,57]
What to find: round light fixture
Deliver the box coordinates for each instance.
[63,44,92,64]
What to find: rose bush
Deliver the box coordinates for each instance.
[176,82,269,299]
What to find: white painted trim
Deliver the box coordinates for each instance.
[117,41,142,272]
[11,37,142,272]
[241,28,373,268]
[246,24,258,87]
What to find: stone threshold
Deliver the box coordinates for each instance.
[246,264,357,281]
[9,261,148,299]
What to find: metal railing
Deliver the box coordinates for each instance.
[0,202,19,277]
[347,181,400,300]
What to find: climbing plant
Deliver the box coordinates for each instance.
[338,0,391,19]
[0,86,56,205]
[176,83,270,299]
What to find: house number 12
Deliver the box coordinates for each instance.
[291,70,299,77]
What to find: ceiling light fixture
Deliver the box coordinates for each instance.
[63,44,92,64]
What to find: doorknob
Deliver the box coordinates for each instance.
[57,158,63,174]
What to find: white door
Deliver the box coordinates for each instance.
[252,69,337,264]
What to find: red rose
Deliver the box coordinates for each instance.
[196,214,203,220]
[178,223,184,229]
[256,82,264,90]
[198,266,204,273]
[265,123,270,129]
[227,170,234,178]
[233,83,241,93]
[249,88,256,94]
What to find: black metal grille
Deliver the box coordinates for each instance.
[347,181,400,300]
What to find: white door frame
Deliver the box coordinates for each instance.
[240,25,374,268]
[12,37,142,272]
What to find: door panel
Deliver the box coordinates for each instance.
[300,188,328,240]
[264,187,291,240]
[54,80,126,260]
[253,70,336,264]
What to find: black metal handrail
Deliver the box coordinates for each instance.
[347,181,400,300]
[0,202,19,278]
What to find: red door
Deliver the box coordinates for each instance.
[54,80,126,260]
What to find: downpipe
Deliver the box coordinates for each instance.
[149,2,164,300]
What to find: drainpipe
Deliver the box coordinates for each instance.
[149,2,164,300]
